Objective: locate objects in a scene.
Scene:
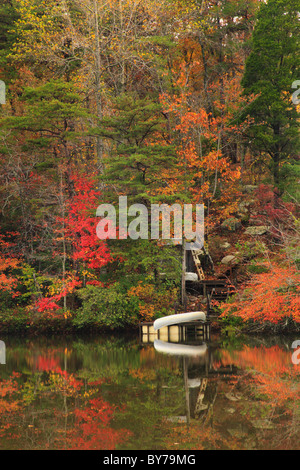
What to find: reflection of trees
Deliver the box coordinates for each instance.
[152,338,299,450]
[0,364,132,450]
[216,344,300,450]
[0,336,182,450]
[0,336,299,450]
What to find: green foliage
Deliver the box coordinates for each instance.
[247,263,270,274]
[14,264,58,306]
[1,79,90,149]
[219,312,244,330]
[109,239,181,286]
[221,218,241,232]
[74,283,140,330]
[235,240,266,259]
[0,308,30,333]
[0,290,16,310]
[94,92,177,202]
[0,0,19,83]
[280,160,300,201]
[241,0,300,184]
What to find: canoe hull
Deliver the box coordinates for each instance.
[153,311,206,331]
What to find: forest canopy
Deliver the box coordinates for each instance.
[0,0,299,333]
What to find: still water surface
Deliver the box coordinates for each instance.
[0,333,299,450]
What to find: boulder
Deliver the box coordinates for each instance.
[220,242,231,250]
[225,392,242,401]
[237,201,252,221]
[243,185,258,193]
[238,201,250,213]
[245,226,269,236]
[221,255,238,265]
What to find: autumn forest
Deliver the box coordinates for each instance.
[0,0,299,453]
[0,0,299,333]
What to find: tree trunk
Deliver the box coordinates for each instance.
[93,0,104,175]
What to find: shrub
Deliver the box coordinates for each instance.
[127,281,178,322]
[247,263,270,274]
[73,283,140,330]
[220,264,300,331]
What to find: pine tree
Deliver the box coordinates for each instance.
[94,93,177,205]
[241,0,300,187]
[0,0,19,83]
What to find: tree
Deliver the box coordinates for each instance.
[241,0,300,187]
[1,79,90,164]
[94,92,177,204]
[34,172,111,314]
[0,0,19,84]
[220,263,300,331]
[0,234,20,295]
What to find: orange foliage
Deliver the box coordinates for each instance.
[158,78,246,228]
[217,344,300,424]
[218,345,297,378]
[220,264,300,325]
[0,235,20,294]
[128,283,156,322]
[65,397,132,450]
[0,373,23,438]
[128,282,177,322]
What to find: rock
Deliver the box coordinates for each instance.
[245,226,269,236]
[185,272,198,282]
[220,242,231,250]
[238,201,251,214]
[225,408,236,414]
[166,416,187,423]
[221,218,241,232]
[243,185,258,193]
[252,420,275,430]
[225,392,242,401]
[221,255,239,265]
[195,404,209,411]
[227,427,248,439]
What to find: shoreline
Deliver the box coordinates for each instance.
[0,313,299,337]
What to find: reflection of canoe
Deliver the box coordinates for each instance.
[154,339,207,357]
[153,311,206,331]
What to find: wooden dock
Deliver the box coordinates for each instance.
[185,278,230,316]
[139,320,211,345]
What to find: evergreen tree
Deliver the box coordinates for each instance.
[0,0,19,83]
[1,79,90,163]
[94,93,177,205]
[241,0,300,187]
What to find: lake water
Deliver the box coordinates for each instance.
[0,332,299,450]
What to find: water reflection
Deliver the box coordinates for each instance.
[154,339,208,357]
[152,335,236,427]
[0,333,299,450]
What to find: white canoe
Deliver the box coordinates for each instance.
[153,311,206,331]
[154,339,207,357]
